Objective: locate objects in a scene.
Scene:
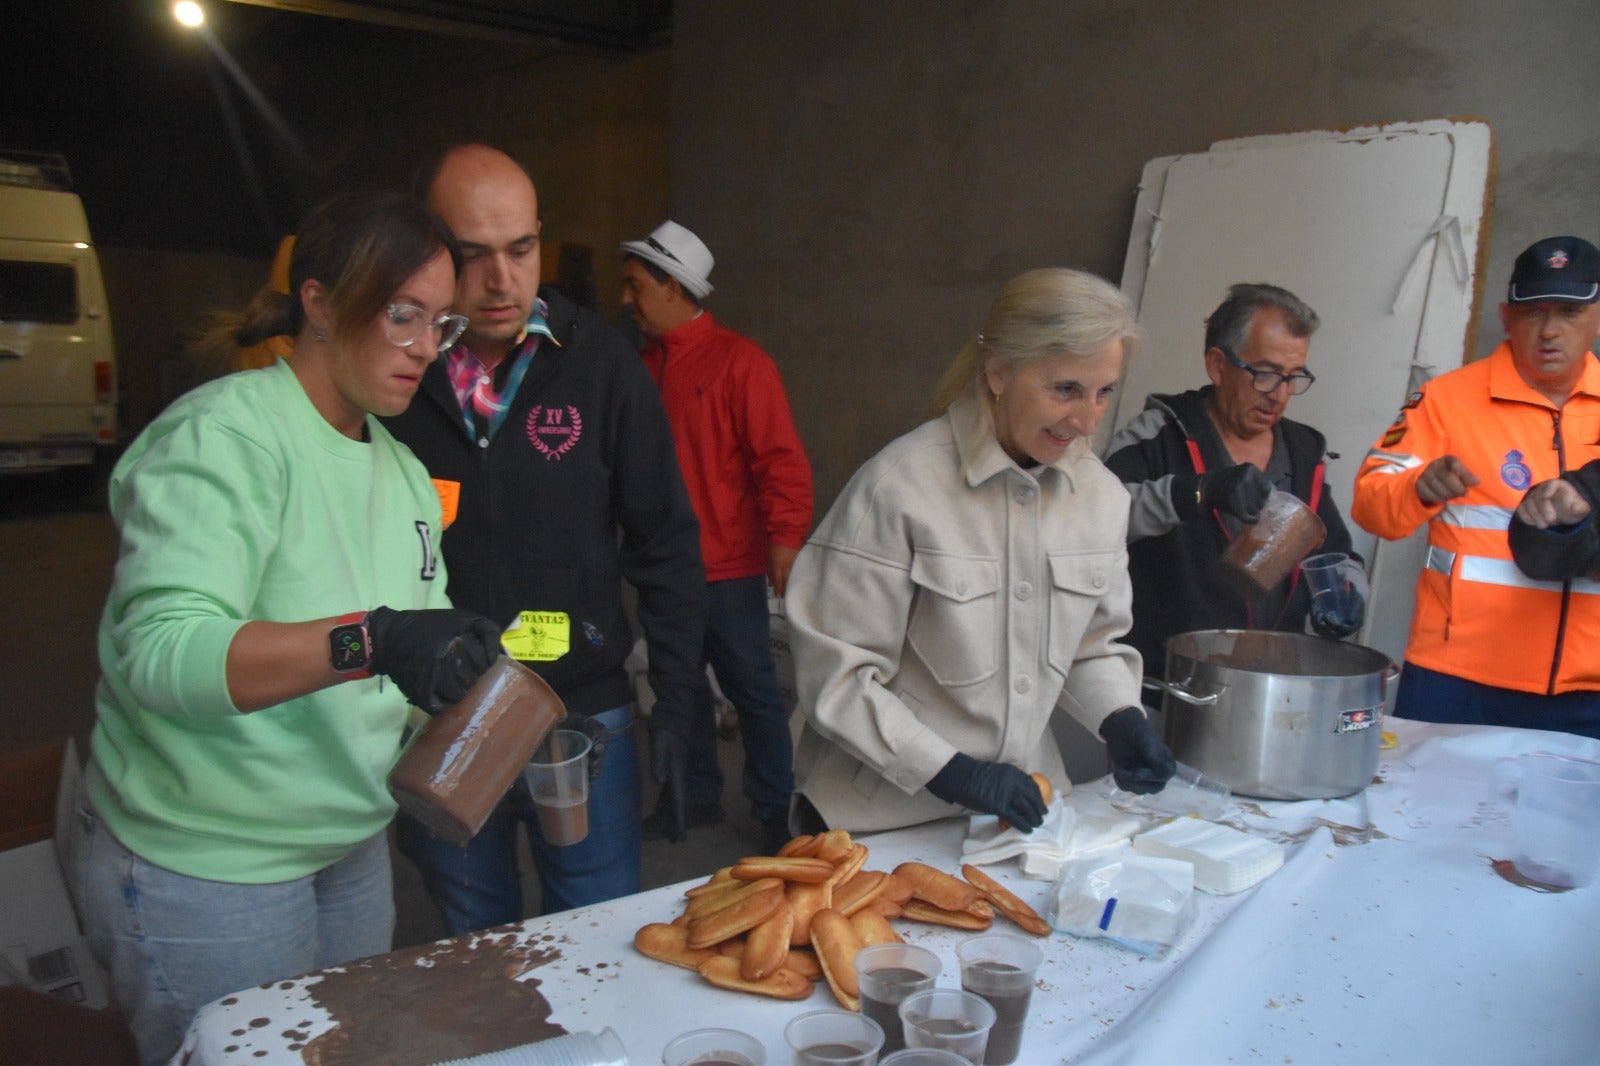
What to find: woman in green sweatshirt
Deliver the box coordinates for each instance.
[67,192,504,1065]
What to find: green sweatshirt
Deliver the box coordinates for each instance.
[87,360,450,883]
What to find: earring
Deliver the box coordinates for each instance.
[314,325,329,342]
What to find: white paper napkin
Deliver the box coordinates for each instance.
[962,795,1142,880]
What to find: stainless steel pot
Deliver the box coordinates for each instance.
[1151,629,1399,800]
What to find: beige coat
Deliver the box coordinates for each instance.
[787,395,1143,832]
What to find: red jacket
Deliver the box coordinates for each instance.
[1352,342,1600,694]
[641,312,813,582]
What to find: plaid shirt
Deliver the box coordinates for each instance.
[444,298,558,439]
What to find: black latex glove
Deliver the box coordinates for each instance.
[1311,587,1366,640]
[1199,463,1273,522]
[649,726,688,843]
[1099,706,1177,794]
[366,606,504,715]
[564,712,610,782]
[925,754,1047,832]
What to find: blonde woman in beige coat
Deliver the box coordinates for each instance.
[786,268,1175,834]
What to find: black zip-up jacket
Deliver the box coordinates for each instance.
[1103,387,1355,678]
[382,287,706,735]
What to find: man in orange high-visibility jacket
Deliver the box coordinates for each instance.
[1352,235,1600,739]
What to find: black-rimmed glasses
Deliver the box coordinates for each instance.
[384,304,469,353]
[1219,346,1315,395]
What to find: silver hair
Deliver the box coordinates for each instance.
[932,268,1139,415]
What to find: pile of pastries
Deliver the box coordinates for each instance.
[633,828,1049,1007]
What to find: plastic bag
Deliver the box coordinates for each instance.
[1048,848,1195,957]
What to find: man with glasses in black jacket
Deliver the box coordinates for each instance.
[1103,283,1361,680]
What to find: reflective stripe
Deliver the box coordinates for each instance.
[1436,503,1516,530]
[1363,449,1423,475]
[1455,554,1600,596]
[1425,545,1456,576]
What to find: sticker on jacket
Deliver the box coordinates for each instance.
[431,478,460,528]
[501,611,571,661]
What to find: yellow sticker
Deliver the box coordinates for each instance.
[1379,730,1398,750]
[500,611,570,662]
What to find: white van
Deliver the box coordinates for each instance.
[0,151,118,486]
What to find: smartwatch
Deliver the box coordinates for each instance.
[329,611,372,678]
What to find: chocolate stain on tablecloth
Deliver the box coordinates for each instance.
[300,931,564,1064]
[1489,857,1573,893]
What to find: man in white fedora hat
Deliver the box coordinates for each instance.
[622,220,814,852]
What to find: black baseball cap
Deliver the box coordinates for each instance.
[1508,235,1600,304]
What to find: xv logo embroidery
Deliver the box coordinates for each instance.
[526,404,583,459]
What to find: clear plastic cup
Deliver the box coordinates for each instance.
[898,988,996,1063]
[784,1009,885,1066]
[855,942,942,1054]
[661,1026,766,1066]
[1513,752,1600,889]
[955,935,1043,1065]
[524,728,592,846]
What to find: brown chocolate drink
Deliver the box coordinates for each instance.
[388,657,565,844]
[859,964,930,1054]
[532,795,589,846]
[1220,489,1326,594]
[963,960,1032,1065]
[795,1044,868,1065]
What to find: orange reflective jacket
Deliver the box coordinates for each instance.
[1352,342,1600,694]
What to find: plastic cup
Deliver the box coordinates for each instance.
[855,942,942,1054]
[1512,752,1600,889]
[784,1009,885,1066]
[898,989,996,1064]
[1300,552,1367,627]
[880,1051,972,1064]
[661,1026,766,1066]
[523,728,592,846]
[515,1027,628,1065]
[1221,489,1326,594]
[954,935,1043,1065]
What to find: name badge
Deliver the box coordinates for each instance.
[501,610,570,662]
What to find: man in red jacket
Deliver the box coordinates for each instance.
[622,220,815,851]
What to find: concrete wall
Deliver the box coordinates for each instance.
[304,45,672,326]
[97,45,672,439]
[671,0,1600,511]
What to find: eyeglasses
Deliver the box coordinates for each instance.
[383,304,469,353]
[1219,346,1315,395]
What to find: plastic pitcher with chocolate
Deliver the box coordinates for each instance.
[1221,489,1326,595]
[388,655,566,844]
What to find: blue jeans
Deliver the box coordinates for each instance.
[683,575,794,822]
[1396,662,1600,740]
[69,785,393,1066]
[396,702,640,932]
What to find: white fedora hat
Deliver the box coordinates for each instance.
[620,220,715,299]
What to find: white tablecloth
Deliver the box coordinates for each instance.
[176,719,1600,1065]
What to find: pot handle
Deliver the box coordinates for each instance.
[1141,677,1220,706]
[1381,660,1401,684]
